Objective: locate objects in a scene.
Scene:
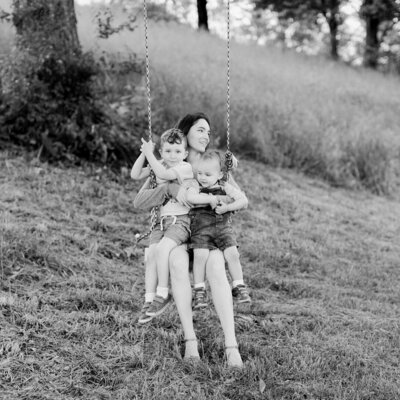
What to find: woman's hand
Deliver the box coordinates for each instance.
[215,202,229,214]
[231,153,239,169]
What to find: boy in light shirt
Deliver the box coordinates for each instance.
[131,129,216,322]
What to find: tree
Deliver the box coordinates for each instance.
[254,0,347,59]
[197,0,209,31]
[12,0,80,56]
[360,0,400,68]
[0,0,137,165]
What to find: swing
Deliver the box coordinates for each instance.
[138,0,234,243]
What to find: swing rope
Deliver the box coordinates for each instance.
[138,0,233,241]
[136,0,158,243]
[224,0,234,180]
[143,0,152,141]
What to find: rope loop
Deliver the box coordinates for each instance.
[223,150,233,182]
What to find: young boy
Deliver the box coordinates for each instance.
[131,128,194,322]
[131,129,216,323]
[186,150,251,309]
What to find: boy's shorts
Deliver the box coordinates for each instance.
[150,214,190,246]
[189,212,237,252]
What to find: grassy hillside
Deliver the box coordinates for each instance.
[1,149,400,399]
[1,4,400,194]
[76,9,400,195]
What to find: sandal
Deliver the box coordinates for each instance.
[184,338,200,360]
[225,345,243,368]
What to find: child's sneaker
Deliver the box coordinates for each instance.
[193,287,207,310]
[232,284,251,304]
[138,302,153,324]
[146,294,172,317]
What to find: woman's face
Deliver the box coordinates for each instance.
[186,119,210,153]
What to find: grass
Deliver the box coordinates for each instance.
[76,11,400,194]
[2,4,400,193]
[1,148,400,399]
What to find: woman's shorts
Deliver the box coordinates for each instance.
[150,214,191,246]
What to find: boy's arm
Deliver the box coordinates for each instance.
[141,139,178,181]
[186,187,218,208]
[133,178,181,210]
[131,152,150,180]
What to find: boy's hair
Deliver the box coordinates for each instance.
[200,150,231,182]
[200,150,226,172]
[159,128,187,150]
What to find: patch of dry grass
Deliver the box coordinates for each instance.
[1,149,400,399]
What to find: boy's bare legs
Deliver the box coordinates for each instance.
[155,236,178,291]
[138,244,158,324]
[145,244,158,299]
[192,249,209,309]
[146,237,177,317]
[224,246,251,303]
[206,250,243,367]
[223,246,243,281]
[169,246,199,359]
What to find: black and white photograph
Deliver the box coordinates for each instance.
[1,0,400,399]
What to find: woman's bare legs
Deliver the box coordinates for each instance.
[169,245,199,359]
[206,250,243,367]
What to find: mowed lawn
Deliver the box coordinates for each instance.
[1,149,400,400]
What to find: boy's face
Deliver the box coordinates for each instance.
[160,142,188,167]
[196,158,223,188]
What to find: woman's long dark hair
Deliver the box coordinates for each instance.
[175,112,211,136]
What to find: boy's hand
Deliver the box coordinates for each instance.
[208,195,218,209]
[141,138,155,157]
[215,202,229,214]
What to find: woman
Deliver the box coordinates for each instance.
[134,112,243,368]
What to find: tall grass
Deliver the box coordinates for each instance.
[76,9,400,194]
[125,21,400,195]
[3,5,400,194]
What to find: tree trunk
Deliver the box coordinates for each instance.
[364,15,380,68]
[321,0,340,60]
[197,0,209,31]
[13,0,80,56]
[327,14,339,59]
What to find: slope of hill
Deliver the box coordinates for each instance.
[77,12,400,194]
[1,149,400,399]
[1,4,400,193]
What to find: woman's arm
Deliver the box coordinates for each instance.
[133,178,181,210]
[215,182,248,214]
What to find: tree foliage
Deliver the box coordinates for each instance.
[360,0,400,68]
[0,0,139,167]
[255,0,347,59]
